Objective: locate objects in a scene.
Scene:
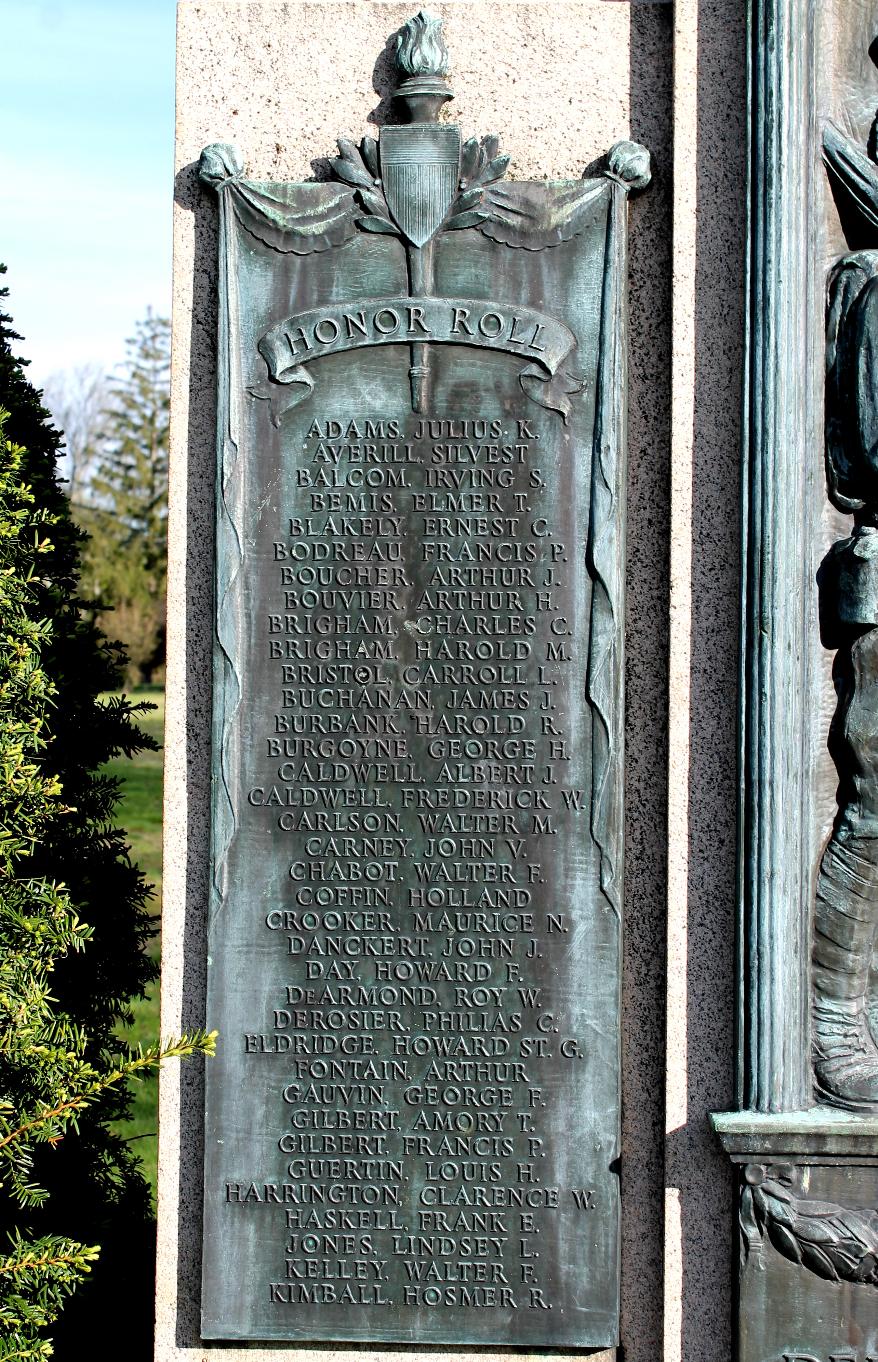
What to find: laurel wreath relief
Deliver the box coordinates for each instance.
[741,1164,878,1286]
[329,133,511,239]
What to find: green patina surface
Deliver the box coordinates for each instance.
[197,12,647,1348]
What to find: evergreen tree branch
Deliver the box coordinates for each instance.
[0,1031,216,1154]
[0,279,208,1357]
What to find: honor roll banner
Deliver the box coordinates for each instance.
[198,94,647,1345]
[255,298,579,423]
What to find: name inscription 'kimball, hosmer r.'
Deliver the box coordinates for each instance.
[199,9,648,1349]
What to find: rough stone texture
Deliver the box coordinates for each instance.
[664,3,744,1359]
[159,2,743,1358]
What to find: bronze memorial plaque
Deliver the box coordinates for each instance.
[199,12,648,1346]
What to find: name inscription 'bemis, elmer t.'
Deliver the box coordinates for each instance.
[199,11,648,1349]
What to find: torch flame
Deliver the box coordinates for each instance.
[396,10,449,79]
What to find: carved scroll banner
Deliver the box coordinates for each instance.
[199,13,647,1347]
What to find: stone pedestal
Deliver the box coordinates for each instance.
[715,1114,878,1362]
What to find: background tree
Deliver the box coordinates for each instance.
[0,269,212,1359]
[78,312,170,686]
[40,364,108,508]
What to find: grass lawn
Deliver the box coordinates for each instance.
[105,685,164,1202]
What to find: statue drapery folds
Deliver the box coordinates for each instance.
[813,118,878,1110]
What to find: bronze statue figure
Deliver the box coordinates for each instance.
[813,118,878,1109]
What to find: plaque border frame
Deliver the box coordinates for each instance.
[199,145,636,1348]
[197,13,650,1346]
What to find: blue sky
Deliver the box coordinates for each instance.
[3,0,176,385]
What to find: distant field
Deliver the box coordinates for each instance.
[105,686,164,1201]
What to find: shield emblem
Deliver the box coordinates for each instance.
[380,124,461,248]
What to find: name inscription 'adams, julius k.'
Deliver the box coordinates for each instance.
[199,12,648,1348]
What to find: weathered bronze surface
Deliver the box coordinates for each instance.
[199,13,647,1346]
[813,113,878,1113]
[719,14,878,1362]
[715,1113,878,1362]
[741,1161,878,1362]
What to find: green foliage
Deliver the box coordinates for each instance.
[0,1235,99,1361]
[79,312,170,686]
[0,271,213,1359]
[104,690,164,1197]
